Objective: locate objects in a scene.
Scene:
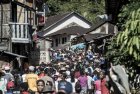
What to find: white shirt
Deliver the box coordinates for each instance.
[55,80,58,92]
[22,74,27,82]
[87,76,93,89]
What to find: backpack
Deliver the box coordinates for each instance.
[7,81,15,90]
[75,81,81,93]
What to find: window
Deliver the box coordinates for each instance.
[58,38,61,44]
[62,37,67,44]
[55,39,58,46]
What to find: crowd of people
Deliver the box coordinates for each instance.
[0,48,110,94]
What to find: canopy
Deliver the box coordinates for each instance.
[71,43,85,50]
[0,51,27,58]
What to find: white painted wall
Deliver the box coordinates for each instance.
[44,16,91,36]
[51,34,73,49]
[39,39,51,64]
[45,40,51,63]
[30,39,51,64]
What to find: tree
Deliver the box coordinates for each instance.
[45,0,105,23]
[105,0,140,93]
[117,0,140,61]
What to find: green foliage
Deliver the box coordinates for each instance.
[117,2,140,61]
[45,0,105,23]
[105,1,140,92]
[105,37,134,65]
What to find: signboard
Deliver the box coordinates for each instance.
[37,12,45,26]
[12,38,31,43]
[30,51,48,64]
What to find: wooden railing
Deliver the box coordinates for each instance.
[9,22,31,43]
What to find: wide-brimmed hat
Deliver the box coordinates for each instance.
[42,85,54,93]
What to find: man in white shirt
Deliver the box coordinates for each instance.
[86,72,94,94]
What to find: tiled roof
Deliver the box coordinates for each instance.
[38,12,92,37]
[46,26,89,37]
[84,33,112,41]
[44,12,71,29]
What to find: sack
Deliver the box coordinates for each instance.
[7,81,15,90]
[75,81,81,92]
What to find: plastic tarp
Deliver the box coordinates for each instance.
[71,43,85,50]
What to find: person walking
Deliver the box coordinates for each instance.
[86,72,94,94]
[0,69,7,94]
[94,72,101,94]
[25,66,39,93]
[3,66,14,83]
[41,68,55,90]
[100,71,110,94]
[58,73,73,94]
[78,71,88,94]
[35,79,45,94]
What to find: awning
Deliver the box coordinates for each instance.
[0,51,27,58]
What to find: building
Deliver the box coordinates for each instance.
[0,0,45,68]
[71,20,118,53]
[38,12,92,50]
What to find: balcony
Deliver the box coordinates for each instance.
[9,23,31,43]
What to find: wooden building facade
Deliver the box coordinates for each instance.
[0,0,45,68]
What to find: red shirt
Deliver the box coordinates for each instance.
[101,78,110,94]
[94,80,101,91]
[39,73,45,78]
[22,91,29,94]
